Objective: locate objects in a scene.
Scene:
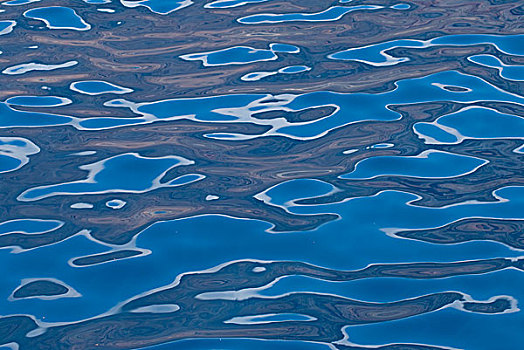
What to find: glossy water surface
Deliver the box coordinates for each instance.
[0,0,523,349]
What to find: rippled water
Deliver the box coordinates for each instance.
[0,0,523,349]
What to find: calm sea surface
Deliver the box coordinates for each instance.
[0,0,523,349]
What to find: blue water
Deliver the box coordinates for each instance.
[0,1,523,349]
[23,6,91,31]
[69,81,133,96]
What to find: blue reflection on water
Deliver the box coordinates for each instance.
[23,6,91,31]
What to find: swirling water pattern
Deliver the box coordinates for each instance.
[0,0,523,349]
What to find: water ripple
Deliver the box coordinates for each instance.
[0,0,523,349]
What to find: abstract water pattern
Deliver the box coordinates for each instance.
[0,0,523,349]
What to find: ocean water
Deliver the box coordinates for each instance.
[0,0,523,349]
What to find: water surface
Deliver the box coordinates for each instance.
[0,0,523,349]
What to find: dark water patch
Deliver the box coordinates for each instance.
[437,85,470,92]
[462,297,514,314]
[392,218,524,250]
[11,279,71,300]
[71,249,145,267]
[252,106,337,123]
